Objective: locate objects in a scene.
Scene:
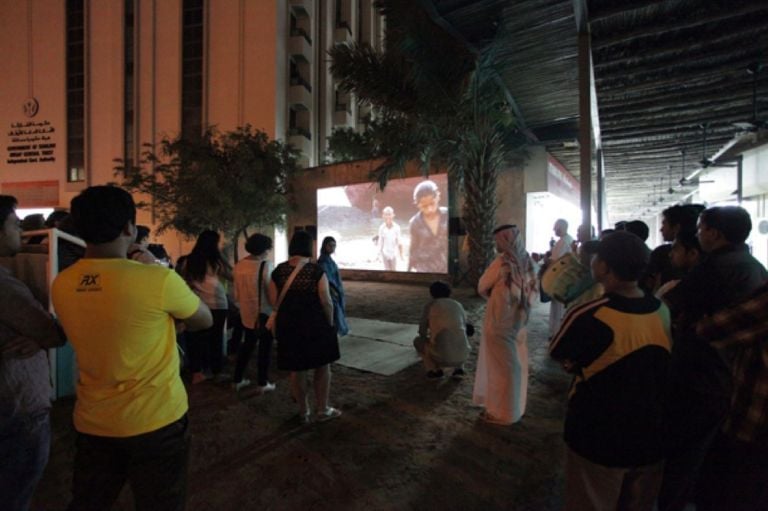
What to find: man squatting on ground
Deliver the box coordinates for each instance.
[52,186,212,510]
[0,195,67,511]
[550,231,672,511]
[413,281,472,379]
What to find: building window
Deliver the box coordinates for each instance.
[182,0,204,140]
[335,0,350,33]
[357,0,363,43]
[124,0,135,171]
[66,0,85,182]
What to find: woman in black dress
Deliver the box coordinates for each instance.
[269,231,341,423]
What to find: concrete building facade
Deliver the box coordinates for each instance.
[1,0,383,255]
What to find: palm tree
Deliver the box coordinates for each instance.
[329,0,526,285]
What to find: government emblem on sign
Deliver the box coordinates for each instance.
[23,97,39,118]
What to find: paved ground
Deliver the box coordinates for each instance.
[34,280,572,510]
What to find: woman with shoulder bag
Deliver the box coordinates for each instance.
[269,231,341,424]
[231,233,276,393]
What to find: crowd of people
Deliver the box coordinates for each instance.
[0,187,346,510]
[539,205,767,511]
[1,184,766,510]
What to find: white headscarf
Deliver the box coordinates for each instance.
[494,225,537,310]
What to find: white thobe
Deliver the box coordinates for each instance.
[548,234,573,336]
[472,256,531,424]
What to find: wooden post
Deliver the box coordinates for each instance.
[578,31,592,230]
[596,148,604,233]
[737,155,743,204]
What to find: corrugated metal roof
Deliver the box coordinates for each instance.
[425,0,768,223]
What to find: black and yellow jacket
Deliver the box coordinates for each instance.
[550,293,672,467]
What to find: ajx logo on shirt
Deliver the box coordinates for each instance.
[77,274,102,292]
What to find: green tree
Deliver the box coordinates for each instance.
[114,125,299,256]
[328,0,527,284]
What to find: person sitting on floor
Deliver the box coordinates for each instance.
[413,281,472,379]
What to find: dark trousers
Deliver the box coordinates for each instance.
[0,411,50,511]
[233,314,273,385]
[68,414,190,511]
[226,306,243,355]
[186,309,227,374]
[696,432,768,511]
[658,387,726,511]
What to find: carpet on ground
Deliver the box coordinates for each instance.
[335,317,420,376]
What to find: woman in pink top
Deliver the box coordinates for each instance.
[179,230,231,383]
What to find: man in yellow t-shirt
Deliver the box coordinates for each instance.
[52,186,212,510]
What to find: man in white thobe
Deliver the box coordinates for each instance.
[473,225,537,425]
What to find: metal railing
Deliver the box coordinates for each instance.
[289,75,312,92]
[290,27,312,45]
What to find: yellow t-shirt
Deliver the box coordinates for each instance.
[52,258,200,437]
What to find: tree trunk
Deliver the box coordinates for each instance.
[233,227,249,264]
[462,162,498,288]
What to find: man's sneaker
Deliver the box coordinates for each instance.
[426,369,444,379]
[315,407,342,422]
[451,368,465,380]
[257,382,276,394]
[232,379,252,391]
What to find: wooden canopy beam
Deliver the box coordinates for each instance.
[593,24,768,67]
[596,66,750,96]
[588,0,669,23]
[594,44,767,81]
[600,104,756,128]
[596,51,767,90]
[602,116,750,135]
[592,3,768,51]
[599,85,762,112]
[596,55,761,92]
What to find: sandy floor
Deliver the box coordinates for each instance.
[33,281,571,510]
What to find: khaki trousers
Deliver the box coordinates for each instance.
[565,447,663,511]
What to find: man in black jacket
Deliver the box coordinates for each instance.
[659,205,767,511]
[550,232,672,510]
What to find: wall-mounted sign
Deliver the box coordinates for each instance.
[546,155,580,207]
[6,119,57,165]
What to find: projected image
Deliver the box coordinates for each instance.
[317,174,449,273]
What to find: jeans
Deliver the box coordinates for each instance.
[234,314,274,385]
[68,414,190,511]
[0,411,50,511]
[226,305,243,355]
